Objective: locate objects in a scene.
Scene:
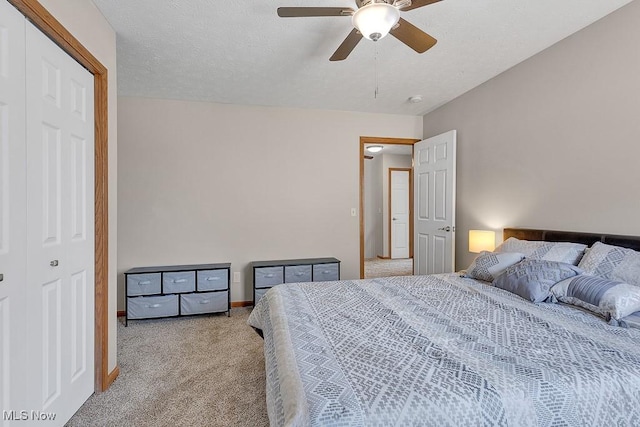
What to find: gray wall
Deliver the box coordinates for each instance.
[118,97,422,307]
[364,155,382,259]
[423,0,640,270]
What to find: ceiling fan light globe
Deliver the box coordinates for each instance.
[352,3,400,41]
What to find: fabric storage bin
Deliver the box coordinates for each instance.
[180,291,228,315]
[285,265,312,283]
[197,269,228,291]
[127,294,178,319]
[255,266,284,288]
[254,287,270,305]
[313,263,339,281]
[127,273,161,296]
[163,271,196,294]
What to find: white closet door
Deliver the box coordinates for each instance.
[0,1,27,422]
[25,20,95,425]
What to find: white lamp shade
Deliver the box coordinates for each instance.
[469,230,496,253]
[352,3,400,41]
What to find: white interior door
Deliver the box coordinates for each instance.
[390,169,410,259]
[25,20,95,425]
[413,130,456,275]
[0,2,28,422]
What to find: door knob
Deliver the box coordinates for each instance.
[0,273,3,282]
[438,226,452,232]
[392,217,397,221]
[50,260,59,267]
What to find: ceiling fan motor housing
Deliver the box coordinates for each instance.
[357,0,397,6]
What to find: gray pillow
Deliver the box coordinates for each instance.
[495,237,587,265]
[577,241,640,287]
[463,251,525,282]
[551,275,640,324]
[493,259,582,303]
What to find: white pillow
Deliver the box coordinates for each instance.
[495,237,587,265]
[577,241,640,287]
[463,251,525,282]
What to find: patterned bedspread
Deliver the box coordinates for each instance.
[248,273,640,426]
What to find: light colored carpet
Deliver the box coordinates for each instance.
[364,258,413,278]
[67,308,268,427]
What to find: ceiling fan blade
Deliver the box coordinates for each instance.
[389,18,437,53]
[277,7,354,17]
[330,28,363,61]
[399,0,442,12]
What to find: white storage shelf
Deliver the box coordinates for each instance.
[252,257,341,305]
[124,263,231,325]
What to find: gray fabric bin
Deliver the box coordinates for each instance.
[180,291,228,315]
[254,287,270,305]
[163,271,195,294]
[127,273,161,296]
[285,265,312,283]
[127,295,178,319]
[255,266,284,288]
[197,269,228,291]
[313,263,339,281]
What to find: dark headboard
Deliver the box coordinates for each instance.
[503,228,640,252]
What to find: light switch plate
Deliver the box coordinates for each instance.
[233,272,240,283]
[350,208,357,217]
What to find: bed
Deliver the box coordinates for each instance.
[248,228,640,426]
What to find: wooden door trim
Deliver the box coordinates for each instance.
[359,136,419,278]
[8,0,113,392]
[388,168,412,260]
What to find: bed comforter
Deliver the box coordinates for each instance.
[248,273,640,426]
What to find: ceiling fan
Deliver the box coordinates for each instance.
[277,0,441,61]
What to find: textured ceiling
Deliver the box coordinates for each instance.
[92,0,634,116]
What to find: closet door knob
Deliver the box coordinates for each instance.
[0,273,3,282]
[50,260,59,267]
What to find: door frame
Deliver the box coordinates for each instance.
[8,0,113,392]
[359,136,419,278]
[388,168,412,260]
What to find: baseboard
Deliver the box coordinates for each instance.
[377,256,391,260]
[105,365,119,390]
[117,310,125,317]
[231,301,253,308]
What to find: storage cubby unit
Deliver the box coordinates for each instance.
[251,258,341,305]
[124,263,231,325]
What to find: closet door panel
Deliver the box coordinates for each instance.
[25,20,95,424]
[41,278,62,408]
[26,21,66,414]
[41,123,62,246]
[0,1,27,421]
[65,39,94,401]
